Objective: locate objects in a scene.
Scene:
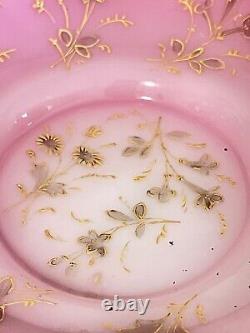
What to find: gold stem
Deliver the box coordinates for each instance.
[106,219,180,235]
[2,299,55,308]
[58,0,70,28]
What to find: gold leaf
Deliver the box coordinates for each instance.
[48,256,68,266]
[106,210,132,222]
[140,145,152,157]
[220,0,238,23]
[120,241,131,272]
[85,126,103,138]
[129,136,146,145]
[189,60,203,74]
[78,36,100,47]
[156,224,168,244]
[71,211,90,224]
[44,229,62,241]
[181,195,188,212]
[216,174,236,186]
[147,187,161,197]
[58,28,73,47]
[16,184,27,195]
[195,304,207,324]
[186,142,207,149]
[171,39,185,56]
[135,223,146,238]
[167,131,191,140]
[0,276,14,298]
[133,160,156,181]
[200,58,225,70]
[75,45,91,58]
[38,207,56,214]
[189,47,204,59]
[133,202,147,219]
[122,146,140,156]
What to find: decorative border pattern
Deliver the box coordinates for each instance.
[33,0,134,69]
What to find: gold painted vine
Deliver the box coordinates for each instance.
[6,112,236,275]
[33,0,134,68]
[148,0,250,75]
[116,294,207,333]
[0,0,249,75]
[0,276,55,324]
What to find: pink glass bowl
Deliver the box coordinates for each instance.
[0,1,250,332]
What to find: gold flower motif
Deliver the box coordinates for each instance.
[36,133,63,155]
[147,183,177,203]
[179,154,218,175]
[196,187,223,210]
[72,146,103,167]
[78,230,111,256]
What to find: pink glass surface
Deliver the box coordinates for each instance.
[0,1,250,333]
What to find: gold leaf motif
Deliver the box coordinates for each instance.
[123,146,140,156]
[140,145,152,157]
[38,207,56,214]
[0,276,14,298]
[75,45,91,58]
[186,142,207,149]
[71,211,90,224]
[44,229,62,241]
[48,256,68,266]
[78,36,100,47]
[106,210,132,222]
[181,195,188,212]
[85,126,103,138]
[58,28,73,47]
[189,60,203,74]
[120,241,131,272]
[200,58,225,70]
[189,47,204,59]
[171,39,185,56]
[220,0,238,23]
[135,223,146,238]
[156,224,168,244]
[167,131,191,139]
[133,202,147,219]
[129,136,146,145]
[133,160,156,181]
[216,174,236,186]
